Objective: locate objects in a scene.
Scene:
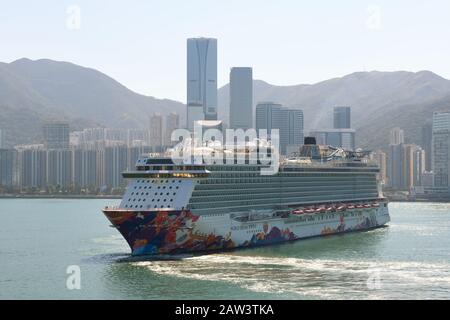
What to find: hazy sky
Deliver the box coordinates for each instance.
[1,0,450,102]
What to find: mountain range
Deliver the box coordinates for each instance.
[1,58,450,151]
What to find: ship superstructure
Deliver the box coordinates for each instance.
[102,139,390,255]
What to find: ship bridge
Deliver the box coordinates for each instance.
[122,157,210,179]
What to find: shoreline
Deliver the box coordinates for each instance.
[0,194,121,199]
[0,194,448,203]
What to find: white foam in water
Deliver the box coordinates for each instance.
[132,254,450,299]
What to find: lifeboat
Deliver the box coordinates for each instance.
[304,208,315,214]
[363,204,371,208]
[372,203,380,207]
[337,205,346,211]
[356,204,364,208]
[347,204,355,209]
[326,207,334,212]
[293,209,304,215]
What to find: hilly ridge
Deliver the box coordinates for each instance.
[1,58,450,151]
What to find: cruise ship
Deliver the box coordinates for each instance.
[102,138,390,256]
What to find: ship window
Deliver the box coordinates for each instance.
[152,199,155,202]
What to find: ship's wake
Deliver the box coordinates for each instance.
[132,254,450,299]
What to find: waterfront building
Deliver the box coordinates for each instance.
[432,111,450,190]
[46,149,73,188]
[230,67,253,130]
[421,121,433,171]
[0,149,17,187]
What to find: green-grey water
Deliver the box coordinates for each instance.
[0,199,449,299]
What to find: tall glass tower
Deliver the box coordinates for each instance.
[187,37,217,130]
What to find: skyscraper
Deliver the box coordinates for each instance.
[421,121,433,171]
[0,129,5,149]
[165,112,180,147]
[390,127,405,145]
[255,102,304,155]
[333,106,351,129]
[371,150,387,185]
[149,113,163,151]
[187,37,217,130]
[0,148,16,187]
[432,111,450,189]
[43,121,70,149]
[230,67,253,130]
[46,149,73,188]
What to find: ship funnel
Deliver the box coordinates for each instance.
[304,137,316,145]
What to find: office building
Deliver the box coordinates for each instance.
[432,111,450,189]
[150,113,163,151]
[187,37,217,130]
[256,102,304,155]
[230,67,253,130]
[333,106,351,129]
[165,112,180,147]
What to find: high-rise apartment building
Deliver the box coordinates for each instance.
[46,149,73,188]
[421,121,433,171]
[165,112,180,147]
[371,150,387,185]
[432,111,450,189]
[17,147,47,188]
[149,113,163,151]
[0,129,5,149]
[0,148,16,187]
[388,142,425,190]
[390,127,405,145]
[333,106,351,129]
[187,37,217,130]
[43,122,70,149]
[230,67,253,130]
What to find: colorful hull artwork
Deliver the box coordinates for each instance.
[103,204,390,256]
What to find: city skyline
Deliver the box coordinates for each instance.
[1,1,450,102]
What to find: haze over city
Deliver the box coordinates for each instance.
[1,0,450,101]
